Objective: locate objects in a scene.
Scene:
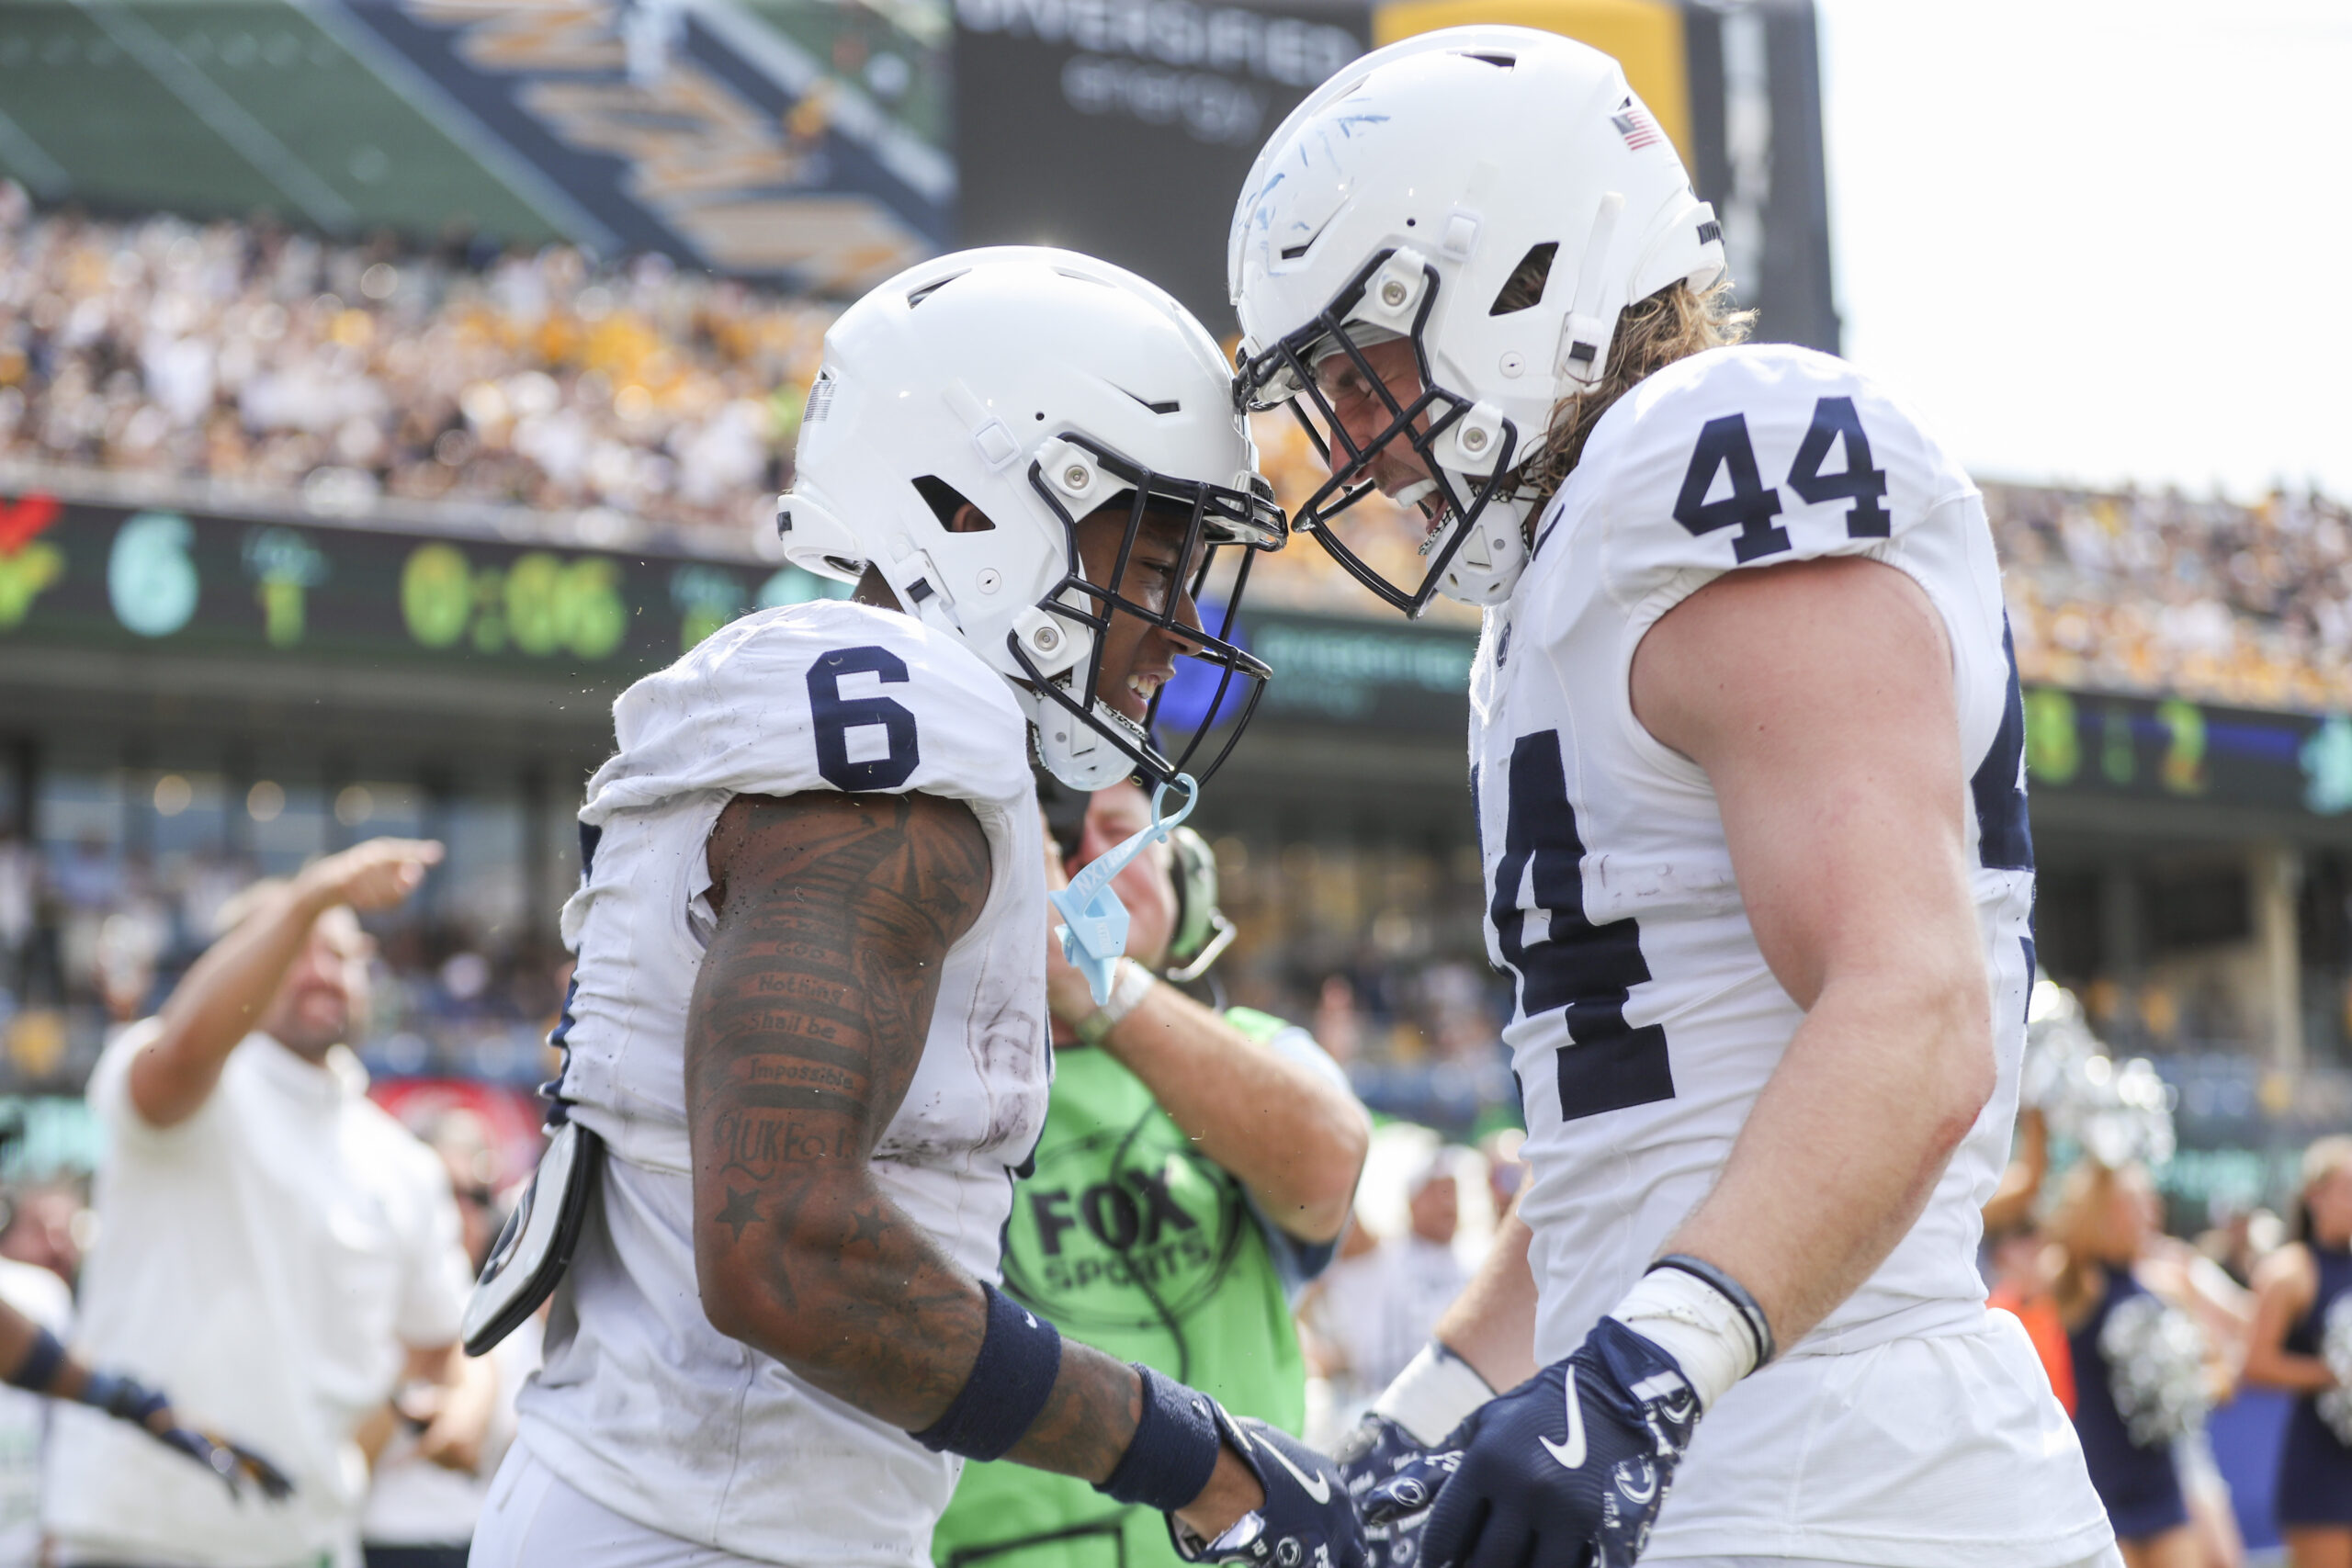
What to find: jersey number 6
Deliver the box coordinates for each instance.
[808,646,922,792]
[1672,395,1892,564]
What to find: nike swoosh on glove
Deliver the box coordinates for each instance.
[1363,1318,1700,1568]
[1170,1406,1369,1568]
[1334,1413,1442,1568]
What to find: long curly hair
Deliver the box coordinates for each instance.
[1514,276,1754,513]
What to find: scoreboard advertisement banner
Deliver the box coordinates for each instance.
[9,491,2352,816]
[2021,685,2352,819]
[0,492,847,679]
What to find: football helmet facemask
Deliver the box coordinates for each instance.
[1228,27,1725,615]
[783,248,1285,791]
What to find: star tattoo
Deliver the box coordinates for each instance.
[716,1184,762,1241]
[844,1206,888,1250]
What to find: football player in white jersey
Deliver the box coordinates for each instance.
[1226,28,2116,1568]
[469,251,1363,1568]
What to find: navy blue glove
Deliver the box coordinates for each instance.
[1363,1319,1700,1568]
[1334,1413,1440,1568]
[1170,1406,1369,1568]
[84,1370,295,1502]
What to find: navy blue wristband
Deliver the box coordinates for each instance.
[8,1327,63,1394]
[911,1283,1063,1461]
[1096,1364,1221,1513]
[77,1368,166,1425]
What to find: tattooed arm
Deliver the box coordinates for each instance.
[686,791,1263,1532]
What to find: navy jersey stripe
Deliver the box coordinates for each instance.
[542,819,604,1122]
[1970,620,2034,874]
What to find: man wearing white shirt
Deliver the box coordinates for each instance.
[45,839,476,1568]
[1306,1154,1473,1424]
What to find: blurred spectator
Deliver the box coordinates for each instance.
[0,203,831,538]
[43,838,475,1566]
[2139,1195,2256,1568]
[2199,1206,2290,1292]
[1311,974,1363,1066]
[932,784,1368,1568]
[1301,1149,1473,1427]
[2242,1135,2352,1563]
[0,1183,83,1288]
[2047,1160,2211,1568]
[359,1110,537,1568]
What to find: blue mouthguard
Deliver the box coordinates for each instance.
[1050,774,1199,1006]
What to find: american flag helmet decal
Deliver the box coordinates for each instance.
[1611,96,1664,152]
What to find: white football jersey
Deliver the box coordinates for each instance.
[514,600,1052,1564]
[1479,344,2109,1564]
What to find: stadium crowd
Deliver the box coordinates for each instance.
[0,197,828,536]
[8,198,2352,716]
[1992,480,2352,715]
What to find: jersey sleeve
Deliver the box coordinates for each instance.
[1589,344,1978,614]
[579,601,1033,825]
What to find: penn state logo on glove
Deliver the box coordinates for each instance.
[1170,1406,1369,1568]
[1364,1319,1701,1568]
[1335,1412,1444,1568]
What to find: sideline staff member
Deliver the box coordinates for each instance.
[932,786,1370,1568]
[46,840,476,1567]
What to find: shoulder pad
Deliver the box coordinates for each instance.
[583,602,1030,822]
[1571,345,1973,608]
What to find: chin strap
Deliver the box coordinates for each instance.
[1051,774,1197,1005]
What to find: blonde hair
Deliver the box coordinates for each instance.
[2302,1134,2352,1194]
[2299,1135,2352,1244]
[2046,1158,2151,1317]
[1518,276,1754,512]
[2049,1159,2124,1259]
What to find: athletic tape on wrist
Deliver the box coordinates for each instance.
[911,1283,1063,1461]
[1607,1271,1751,1414]
[1096,1363,1222,1513]
[8,1327,63,1394]
[1077,959,1157,1046]
[1648,1254,1775,1367]
[1372,1340,1495,1448]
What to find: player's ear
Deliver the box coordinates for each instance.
[946,502,997,535]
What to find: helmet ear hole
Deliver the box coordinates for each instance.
[1488,243,1557,316]
[911,475,996,532]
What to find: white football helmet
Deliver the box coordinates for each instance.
[1228,27,1725,615]
[780,247,1285,791]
